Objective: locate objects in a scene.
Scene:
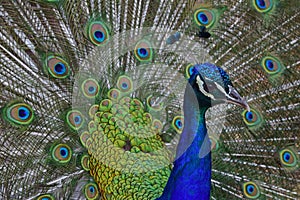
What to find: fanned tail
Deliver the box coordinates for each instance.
[204,0,300,199]
[1,0,299,199]
[0,0,198,199]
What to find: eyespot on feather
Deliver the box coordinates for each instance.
[89,104,99,119]
[253,0,274,13]
[261,56,284,75]
[99,99,113,111]
[194,9,215,28]
[172,116,184,133]
[143,112,153,124]
[152,119,163,132]
[279,148,298,168]
[185,64,196,79]
[81,154,90,171]
[88,21,110,46]
[4,102,34,126]
[117,75,133,93]
[242,108,262,127]
[80,131,90,147]
[84,182,99,200]
[81,78,100,98]
[45,55,70,79]
[51,144,72,163]
[66,110,84,130]
[134,39,153,62]
[36,194,55,200]
[107,89,121,101]
[147,95,163,111]
[242,181,261,199]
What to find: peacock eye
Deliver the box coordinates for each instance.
[185,64,196,79]
[261,56,283,75]
[242,108,262,127]
[84,183,99,200]
[152,119,163,132]
[99,99,112,111]
[80,131,90,148]
[107,88,121,101]
[36,194,54,200]
[66,110,84,130]
[194,9,215,28]
[45,55,70,79]
[172,116,184,133]
[81,154,90,171]
[4,102,34,126]
[279,148,297,167]
[134,39,153,62]
[88,104,99,119]
[88,21,110,46]
[81,78,100,98]
[147,95,164,111]
[253,0,274,13]
[117,75,133,93]
[51,144,72,163]
[242,182,260,199]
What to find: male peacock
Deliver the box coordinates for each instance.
[0,0,299,200]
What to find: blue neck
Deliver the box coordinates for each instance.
[157,85,212,200]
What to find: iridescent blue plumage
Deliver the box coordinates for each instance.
[158,63,248,199]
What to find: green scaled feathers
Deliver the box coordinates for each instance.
[83,74,172,199]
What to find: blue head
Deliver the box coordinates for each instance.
[188,63,249,110]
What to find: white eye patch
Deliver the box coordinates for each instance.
[196,75,215,100]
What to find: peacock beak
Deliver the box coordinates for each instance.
[226,85,250,111]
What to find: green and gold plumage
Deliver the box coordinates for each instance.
[0,0,299,199]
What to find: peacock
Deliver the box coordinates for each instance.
[0,0,299,199]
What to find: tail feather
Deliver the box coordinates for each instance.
[1,0,299,199]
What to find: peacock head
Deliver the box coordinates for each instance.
[188,63,250,110]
